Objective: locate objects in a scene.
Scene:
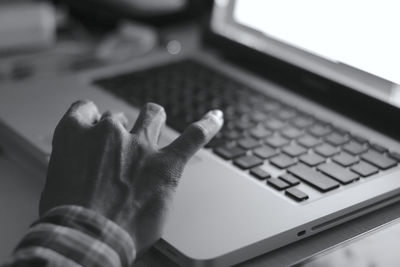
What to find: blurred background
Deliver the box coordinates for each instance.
[0,0,212,83]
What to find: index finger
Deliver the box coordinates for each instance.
[162,110,223,161]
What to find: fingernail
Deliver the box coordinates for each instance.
[204,109,223,120]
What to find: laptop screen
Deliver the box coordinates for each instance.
[212,0,400,107]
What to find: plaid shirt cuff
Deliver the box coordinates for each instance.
[5,205,136,267]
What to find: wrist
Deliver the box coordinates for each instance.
[37,205,137,266]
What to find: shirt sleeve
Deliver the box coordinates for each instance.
[2,205,136,267]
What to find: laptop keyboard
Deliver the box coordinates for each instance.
[94,60,400,202]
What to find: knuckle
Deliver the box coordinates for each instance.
[97,116,122,132]
[53,116,82,144]
[70,99,93,111]
[60,113,81,128]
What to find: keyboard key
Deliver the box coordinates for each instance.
[291,115,314,129]
[308,123,332,137]
[237,137,261,150]
[279,173,300,186]
[235,120,255,131]
[332,152,358,167]
[282,144,308,157]
[250,167,271,180]
[268,178,291,190]
[343,141,368,155]
[288,164,340,192]
[370,143,388,153]
[351,161,379,177]
[352,135,369,144]
[235,104,251,115]
[270,154,297,169]
[263,101,281,112]
[299,153,325,166]
[205,137,226,148]
[249,126,272,139]
[281,126,304,139]
[265,118,286,130]
[325,132,349,146]
[253,145,277,159]
[360,151,397,170]
[276,108,297,120]
[214,145,246,160]
[297,135,321,148]
[314,143,339,157]
[389,152,400,162]
[317,163,359,184]
[265,134,290,148]
[285,187,309,201]
[222,129,243,140]
[250,111,268,122]
[234,155,263,169]
[250,111,268,123]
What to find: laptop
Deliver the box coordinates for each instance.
[1,0,400,266]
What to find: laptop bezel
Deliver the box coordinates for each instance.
[210,0,398,102]
[204,0,400,139]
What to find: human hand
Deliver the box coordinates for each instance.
[39,100,223,255]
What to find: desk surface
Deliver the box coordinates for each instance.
[2,147,400,267]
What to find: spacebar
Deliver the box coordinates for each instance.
[288,164,340,192]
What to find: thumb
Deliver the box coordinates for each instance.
[163,110,223,161]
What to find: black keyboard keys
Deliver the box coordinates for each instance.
[317,163,359,184]
[265,134,290,148]
[308,123,331,137]
[281,126,304,139]
[389,152,400,162]
[291,116,314,129]
[270,154,297,169]
[360,151,397,170]
[249,111,268,122]
[214,146,246,160]
[276,108,297,120]
[314,143,339,157]
[268,178,291,190]
[250,167,270,180]
[205,137,226,148]
[222,129,242,140]
[234,155,263,169]
[351,161,379,177]
[299,153,325,167]
[249,126,272,139]
[237,137,261,150]
[282,144,308,157]
[94,59,400,202]
[279,173,300,186]
[235,119,255,131]
[325,132,349,146]
[265,118,286,130]
[285,188,309,201]
[288,164,340,192]
[253,146,277,159]
[370,143,388,153]
[333,152,358,167]
[343,141,368,155]
[297,135,321,148]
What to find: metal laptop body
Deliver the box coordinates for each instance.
[1,1,400,266]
